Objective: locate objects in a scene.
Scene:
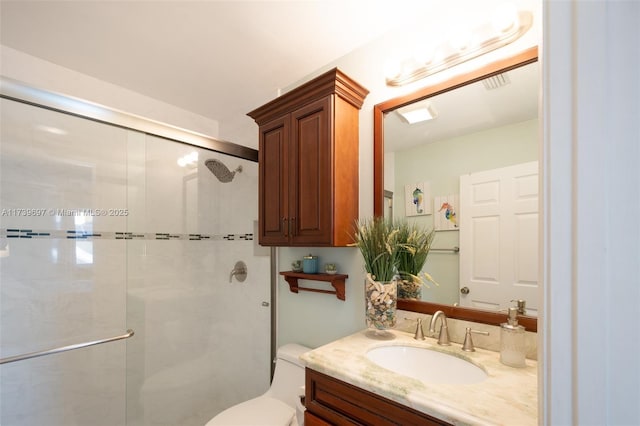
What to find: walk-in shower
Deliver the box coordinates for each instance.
[0,80,270,426]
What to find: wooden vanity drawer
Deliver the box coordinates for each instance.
[305,368,452,426]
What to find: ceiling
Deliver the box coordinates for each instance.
[0,0,441,147]
[0,0,538,149]
[384,60,539,153]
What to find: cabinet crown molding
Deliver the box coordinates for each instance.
[247,68,369,125]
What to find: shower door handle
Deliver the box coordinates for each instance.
[0,329,135,365]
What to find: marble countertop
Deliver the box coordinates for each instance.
[300,328,537,426]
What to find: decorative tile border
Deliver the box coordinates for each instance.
[0,229,253,241]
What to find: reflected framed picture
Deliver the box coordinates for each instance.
[404,182,431,216]
[434,194,459,231]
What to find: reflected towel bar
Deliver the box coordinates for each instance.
[0,329,135,365]
[430,247,460,253]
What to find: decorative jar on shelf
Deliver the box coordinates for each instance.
[302,254,318,274]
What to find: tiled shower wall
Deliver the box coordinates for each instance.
[0,99,270,426]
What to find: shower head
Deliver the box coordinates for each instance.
[205,159,242,183]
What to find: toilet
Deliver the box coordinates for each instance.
[206,343,310,426]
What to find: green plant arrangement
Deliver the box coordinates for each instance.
[351,217,402,337]
[396,221,438,299]
[351,217,402,282]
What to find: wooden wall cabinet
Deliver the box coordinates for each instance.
[305,368,452,426]
[248,69,368,247]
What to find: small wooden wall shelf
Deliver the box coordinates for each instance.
[279,271,348,301]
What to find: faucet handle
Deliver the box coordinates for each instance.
[405,317,425,340]
[462,327,490,352]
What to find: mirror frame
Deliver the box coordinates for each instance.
[373,46,538,332]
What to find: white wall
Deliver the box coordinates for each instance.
[542,1,640,425]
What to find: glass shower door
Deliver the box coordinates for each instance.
[0,99,130,425]
[0,96,271,426]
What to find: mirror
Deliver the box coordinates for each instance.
[374,47,539,331]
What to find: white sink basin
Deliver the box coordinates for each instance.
[366,345,488,384]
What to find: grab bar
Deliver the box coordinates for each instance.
[431,246,460,253]
[0,329,134,365]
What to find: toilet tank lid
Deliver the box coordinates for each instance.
[277,343,311,366]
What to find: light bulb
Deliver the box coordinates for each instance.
[414,44,437,65]
[384,60,402,80]
[449,28,473,51]
[492,3,519,33]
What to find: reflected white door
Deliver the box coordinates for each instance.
[459,161,539,316]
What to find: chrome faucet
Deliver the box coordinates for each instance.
[429,311,451,346]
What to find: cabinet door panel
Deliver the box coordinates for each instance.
[305,369,451,426]
[259,116,289,245]
[291,97,332,245]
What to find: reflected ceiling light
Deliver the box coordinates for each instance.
[177,151,199,167]
[0,239,9,258]
[397,103,438,124]
[36,124,68,135]
[385,5,532,87]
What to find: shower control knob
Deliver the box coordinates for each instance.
[229,261,247,283]
[460,286,470,295]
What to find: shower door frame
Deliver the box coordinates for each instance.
[0,77,257,162]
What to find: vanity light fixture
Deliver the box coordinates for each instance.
[385,4,532,87]
[396,103,438,124]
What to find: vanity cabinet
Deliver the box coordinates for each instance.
[305,368,452,426]
[248,68,368,247]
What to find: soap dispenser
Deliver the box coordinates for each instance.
[500,307,526,368]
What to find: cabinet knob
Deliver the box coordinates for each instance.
[282,217,288,237]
